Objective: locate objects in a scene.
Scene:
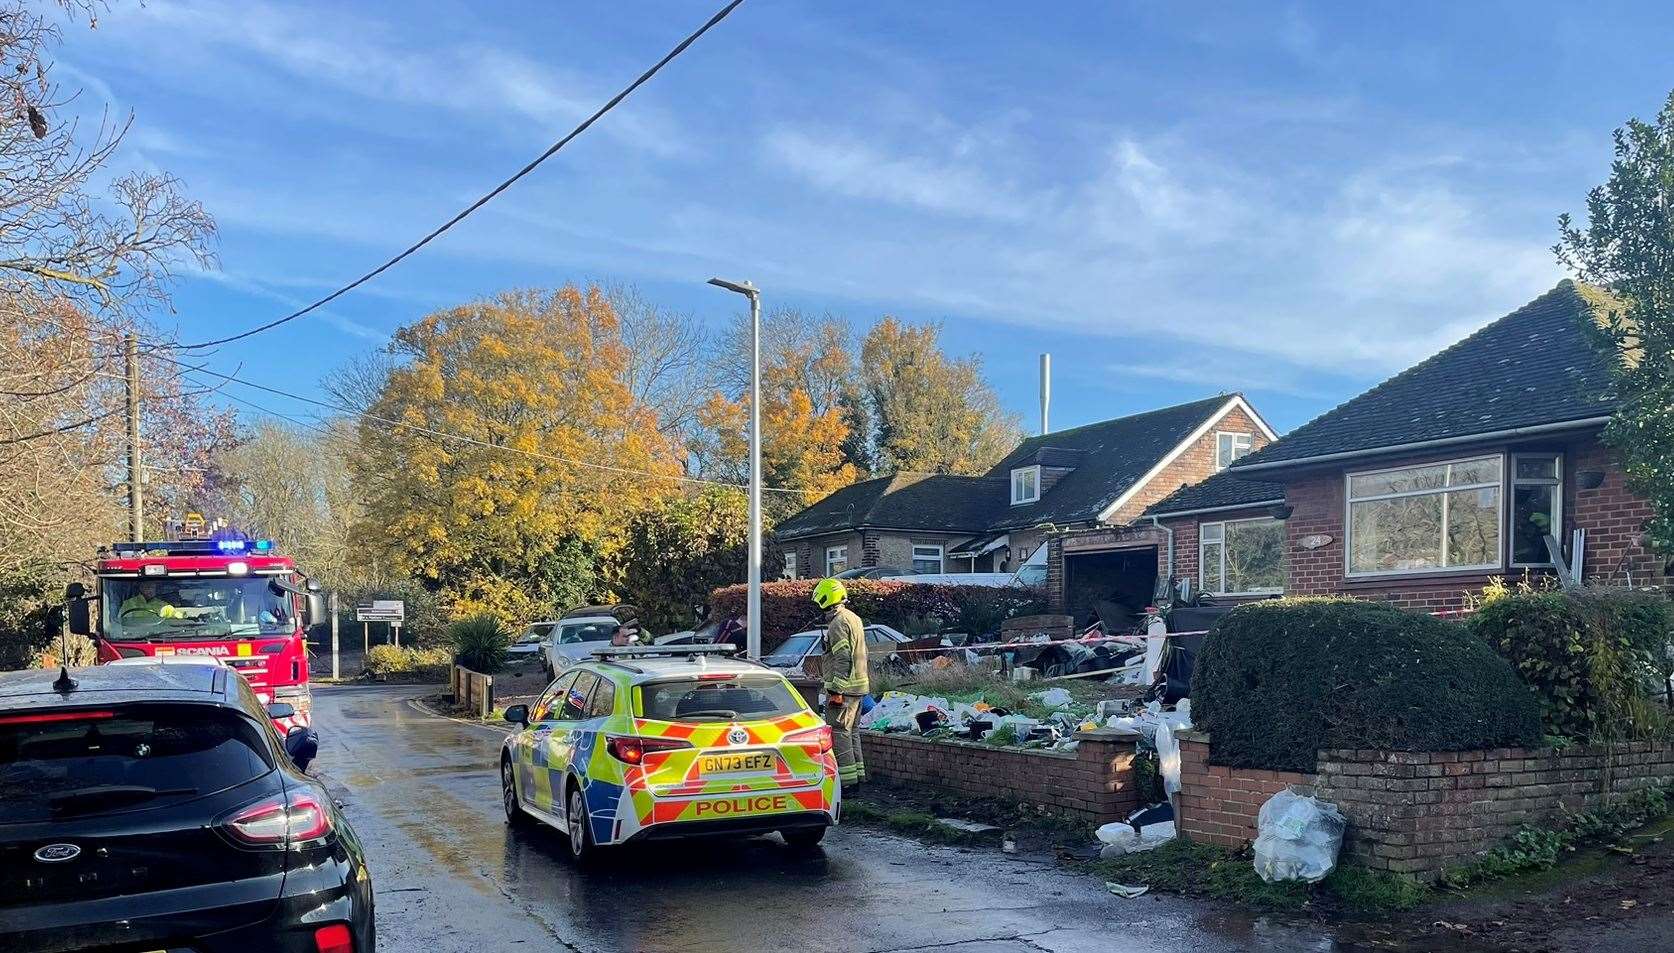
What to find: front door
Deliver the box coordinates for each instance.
[514,672,574,814]
[546,672,599,823]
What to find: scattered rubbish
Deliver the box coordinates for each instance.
[935,818,1002,834]
[915,709,948,732]
[1096,699,1135,720]
[1030,687,1074,709]
[1001,834,1018,854]
[1105,882,1151,899]
[1009,666,1039,683]
[1126,801,1174,828]
[1096,820,1176,858]
[1253,789,1346,884]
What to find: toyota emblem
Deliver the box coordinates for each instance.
[34,843,80,863]
[727,726,749,746]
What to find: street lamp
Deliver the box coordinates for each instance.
[708,277,762,660]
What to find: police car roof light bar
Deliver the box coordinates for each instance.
[589,644,741,660]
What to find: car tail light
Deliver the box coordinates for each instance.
[224,789,331,847]
[0,710,114,726]
[606,735,691,765]
[786,726,833,753]
[696,673,735,681]
[313,923,354,953]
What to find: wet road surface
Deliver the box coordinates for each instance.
[315,683,1374,953]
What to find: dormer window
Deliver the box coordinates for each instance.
[1216,432,1253,470]
[1011,465,1041,505]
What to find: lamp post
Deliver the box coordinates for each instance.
[708,277,762,660]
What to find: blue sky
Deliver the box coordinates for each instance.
[63,0,1674,436]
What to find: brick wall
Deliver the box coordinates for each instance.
[1107,404,1274,525]
[1176,730,1674,880]
[1176,731,1317,847]
[1281,432,1669,613]
[864,729,1141,823]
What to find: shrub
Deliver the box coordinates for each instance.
[709,580,1045,650]
[365,645,453,679]
[1192,597,1543,773]
[1469,587,1674,741]
[448,614,510,674]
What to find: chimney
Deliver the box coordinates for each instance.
[1039,353,1051,436]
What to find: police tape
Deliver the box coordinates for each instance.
[870,630,1209,657]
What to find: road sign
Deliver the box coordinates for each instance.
[355,599,405,623]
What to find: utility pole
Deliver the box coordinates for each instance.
[707,277,763,660]
[124,333,144,542]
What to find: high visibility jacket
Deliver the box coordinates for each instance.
[119,595,179,620]
[822,605,869,696]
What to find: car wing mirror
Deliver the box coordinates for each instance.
[503,704,530,726]
[266,702,297,719]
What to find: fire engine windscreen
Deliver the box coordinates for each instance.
[103,577,296,641]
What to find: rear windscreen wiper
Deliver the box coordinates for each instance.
[48,784,198,813]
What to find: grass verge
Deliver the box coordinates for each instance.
[1089,840,1429,915]
[840,800,1001,846]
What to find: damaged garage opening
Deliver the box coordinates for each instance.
[1056,528,1164,634]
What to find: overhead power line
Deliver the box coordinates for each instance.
[176,0,747,352]
[159,353,812,496]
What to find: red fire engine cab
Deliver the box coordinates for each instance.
[66,538,327,732]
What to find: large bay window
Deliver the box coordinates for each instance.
[1199,518,1284,595]
[1346,455,1502,576]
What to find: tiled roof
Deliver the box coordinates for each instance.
[1232,281,1622,472]
[1143,470,1287,518]
[985,395,1236,530]
[771,473,1005,540]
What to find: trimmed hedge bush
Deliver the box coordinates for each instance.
[1469,587,1674,741]
[1192,597,1542,773]
[365,645,453,680]
[709,580,1046,649]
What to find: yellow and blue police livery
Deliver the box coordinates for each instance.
[499,644,838,861]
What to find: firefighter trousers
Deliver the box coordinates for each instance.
[825,696,866,788]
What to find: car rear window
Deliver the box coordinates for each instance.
[762,633,819,667]
[637,677,806,722]
[0,704,273,823]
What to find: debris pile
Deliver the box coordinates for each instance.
[858,687,1102,750]
[1253,789,1346,883]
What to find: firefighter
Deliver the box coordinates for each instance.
[812,577,867,790]
[119,580,180,621]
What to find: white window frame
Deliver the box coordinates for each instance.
[1344,453,1505,579]
[1216,431,1254,471]
[1199,517,1285,596]
[825,545,848,576]
[783,552,798,580]
[1011,465,1041,505]
[1509,453,1564,569]
[911,544,944,574]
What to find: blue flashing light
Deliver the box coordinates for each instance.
[215,539,248,554]
[253,539,273,552]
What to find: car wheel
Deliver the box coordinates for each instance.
[565,784,596,862]
[502,759,529,828]
[781,827,826,851]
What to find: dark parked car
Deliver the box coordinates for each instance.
[1,663,374,953]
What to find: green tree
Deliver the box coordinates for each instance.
[860,317,1022,475]
[1557,91,1674,551]
[614,487,747,633]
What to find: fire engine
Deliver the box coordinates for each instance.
[65,536,328,732]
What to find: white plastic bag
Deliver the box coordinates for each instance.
[1096,820,1176,858]
[1252,789,1346,884]
[1031,687,1074,709]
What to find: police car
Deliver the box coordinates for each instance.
[499,645,838,860]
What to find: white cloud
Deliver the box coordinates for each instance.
[103,0,689,157]
[761,128,1037,221]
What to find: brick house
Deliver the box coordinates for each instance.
[1139,469,1289,606]
[776,394,1278,626]
[1211,280,1669,612]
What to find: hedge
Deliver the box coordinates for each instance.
[709,580,1046,649]
[1469,587,1674,741]
[1192,597,1543,773]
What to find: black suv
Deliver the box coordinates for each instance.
[1,663,374,953]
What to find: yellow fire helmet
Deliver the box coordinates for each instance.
[811,577,848,610]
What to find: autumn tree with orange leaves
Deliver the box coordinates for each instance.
[346,286,684,624]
